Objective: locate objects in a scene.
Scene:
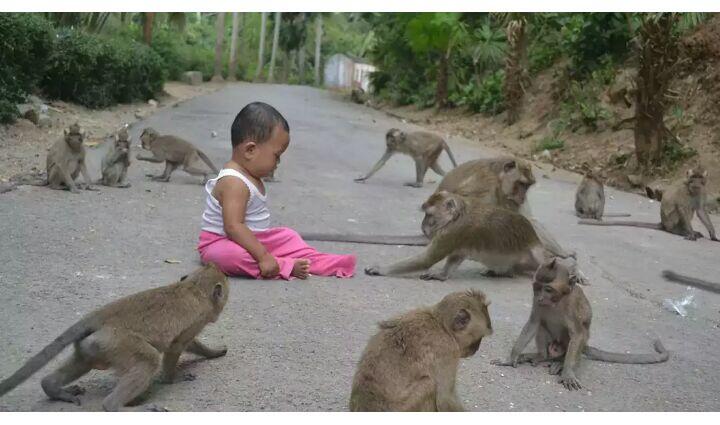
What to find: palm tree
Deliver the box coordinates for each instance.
[503,16,528,125]
[228,13,241,81]
[212,13,226,82]
[255,13,268,81]
[268,12,282,83]
[314,13,323,86]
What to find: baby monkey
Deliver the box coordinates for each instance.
[97,127,132,188]
[137,127,220,182]
[493,260,668,391]
[574,165,630,220]
[350,290,492,411]
[355,128,457,187]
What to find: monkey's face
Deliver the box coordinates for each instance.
[64,129,84,149]
[440,290,493,358]
[532,260,573,307]
[116,139,130,158]
[499,161,535,207]
[385,129,404,150]
[421,192,463,237]
[685,170,707,196]
[140,129,156,149]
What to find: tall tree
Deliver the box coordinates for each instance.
[255,12,268,81]
[314,13,323,86]
[633,13,680,167]
[212,12,227,82]
[268,12,281,83]
[298,12,307,83]
[503,17,528,125]
[143,12,155,45]
[228,12,241,81]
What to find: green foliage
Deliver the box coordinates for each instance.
[405,13,463,54]
[452,70,505,114]
[536,136,565,152]
[42,29,165,108]
[559,13,631,78]
[468,21,506,72]
[662,139,697,164]
[0,13,54,123]
[559,78,610,131]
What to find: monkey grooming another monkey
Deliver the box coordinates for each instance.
[575,167,630,219]
[579,168,718,241]
[41,123,96,193]
[354,128,457,187]
[97,128,132,188]
[493,260,668,390]
[365,191,547,281]
[662,270,720,294]
[137,127,220,182]
[349,290,492,411]
[0,263,229,411]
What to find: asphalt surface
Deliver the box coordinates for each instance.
[1,83,719,411]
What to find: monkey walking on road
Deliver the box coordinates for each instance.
[662,270,720,294]
[354,128,457,187]
[137,127,220,183]
[579,168,718,241]
[493,260,669,391]
[0,264,229,411]
[350,290,492,411]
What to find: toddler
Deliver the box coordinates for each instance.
[197,102,356,280]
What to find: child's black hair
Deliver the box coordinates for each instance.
[230,102,290,148]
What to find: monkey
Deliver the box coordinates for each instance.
[492,259,669,391]
[0,263,229,411]
[575,167,630,220]
[662,270,720,294]
[354,128,457,187]
[645,186,663,201]
[349,290,492,411]
[136,127,220,183]
[579,168,718,241]
[364,191,547,281]
[34,123,96,193]
[97,128,132,188]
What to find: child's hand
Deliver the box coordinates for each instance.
[259,254,280,278]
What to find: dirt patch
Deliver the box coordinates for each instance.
[0,81,225,182]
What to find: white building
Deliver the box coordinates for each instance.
[323,53,376,92]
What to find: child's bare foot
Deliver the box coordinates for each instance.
[291,259,311,279]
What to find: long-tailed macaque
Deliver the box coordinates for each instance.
[350,290,492,411]
[45,123,95,193]
[0,264,229,411]
[98,128,132,188]
[137,127,220,182]
[579,168,718,241]
[493,260,668,390]
[354,128,457,187]
[575,167,630,219]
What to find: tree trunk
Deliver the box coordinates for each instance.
[298,12,307,83]
[633,13,679,167]
[227,13,240,81]
[268,12,281,83]
[143,12,155,45]
[212,13,226,82]
[503,18,528,125]
[314,14,323,86]
[435,52,449,108]
[255,12,267,81]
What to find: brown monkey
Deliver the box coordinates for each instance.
[354,128,457,187]
[579,168,718,241]
[662,270,720,294]
[97,128,132,188]
[349,290,492,411]
[42,123,95,193]
[137,127,220,182]
[0,263,229,411]
[575,167,630,220]
[365,191,546,281]
[493,260,669,390]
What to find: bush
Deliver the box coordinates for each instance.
[42,29,166,108]
[453,70,505,114]
[559,80,610,131]
[0,13,54,122]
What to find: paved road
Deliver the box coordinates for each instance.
[1,83,719,411]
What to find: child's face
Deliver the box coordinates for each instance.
[239,125,289,179]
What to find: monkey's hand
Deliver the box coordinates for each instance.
[353,176,367,183]
[559,371,582,391]
[684,234,698,241]
[420,272,447,281]
[711,236,719,242]
[364,266,383,276]
[403,182,423,188]
[491,358,518,368]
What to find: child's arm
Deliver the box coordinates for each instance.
[216,178,280,278]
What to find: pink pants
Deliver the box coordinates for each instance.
[197,227,356,280]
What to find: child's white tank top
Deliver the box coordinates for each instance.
[201,168,270,234]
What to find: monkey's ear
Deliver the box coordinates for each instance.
[686,169,694,177]
[212,283,224,302]
[452,309,471,331]
[503,160,517,172]
[569,275,579,287]
[443,197,457,211]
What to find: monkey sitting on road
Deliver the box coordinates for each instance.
[0,263,229,411]
[575,166,630,220]
[97,127,132,188]
[579,168,718,241]
[354,128,457,187]
[662,270,720,294]
[350,290,492,411]
[137,127,220,183]
[44,123,96,193]
[365,191,547,281]
[493,259,669,390]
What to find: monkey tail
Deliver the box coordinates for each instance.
[584,340,669,364]
[602,213,632,218]
[196,150,220,174]
[442,141,458,167]
[577,219,661,229]
[300,232,430,246]
[0,320,95,397]
[662,270,720,295]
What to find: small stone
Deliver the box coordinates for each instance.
[211,131,218,138]
[148,99,158,107]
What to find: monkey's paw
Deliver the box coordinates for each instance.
[490,358,517,368]
[403,182,423,188]
[420,272,447,281]
[548,362,563,375]
[364,266,382,276]
[63,385,86,396]
[143,404,169,412]
[353,177,367,183]
[684,234,698,241]
[559,374,582,391]
[181,372,197,382]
